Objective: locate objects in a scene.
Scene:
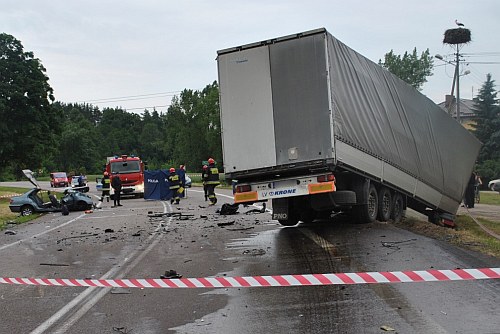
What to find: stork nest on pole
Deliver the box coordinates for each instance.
[443,28,471,45]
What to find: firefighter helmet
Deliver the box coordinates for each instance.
[208,158,215,164]
[169,167,175,173]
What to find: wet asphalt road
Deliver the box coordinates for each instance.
[0,183,499,333]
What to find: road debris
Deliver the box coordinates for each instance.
[243,248,266,256]
[217,221,235,227]
[217,203,240,215]
[148,211,195,220]
[39,263,69,267]
[56,233,99,244]
[160,270,182,279]
[245,203,267,214]
[380,325,395,331]
[381,238,417,249]
[227,226,254,231]
[132,229,145,237]
[4,230,16,235]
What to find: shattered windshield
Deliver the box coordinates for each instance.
[110,161,141,174]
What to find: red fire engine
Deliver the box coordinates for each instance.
[105,155,145,198]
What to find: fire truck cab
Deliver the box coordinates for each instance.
[106,155,145,198]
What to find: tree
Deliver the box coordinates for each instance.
[379,48,434,90]
[162,82,221,170]
[0,33,61,177]
[472,74,500,164]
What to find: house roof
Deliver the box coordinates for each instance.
[437,95,476,119]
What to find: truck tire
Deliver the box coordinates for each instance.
[391,193,404,224]
[354,184,378,223]
[278,213,299,226]
[331,190,356,206]
[377,187,392,222]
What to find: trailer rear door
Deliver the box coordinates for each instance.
[218,46,277,172]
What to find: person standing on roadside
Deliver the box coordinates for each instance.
[100,171,111,203]
[168,167,181,204]
[464,172,476,209]
[111,172,122,207]
[202,164,209,201]
[206,158,220,205]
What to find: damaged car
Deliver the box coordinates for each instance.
[9,170,94,216]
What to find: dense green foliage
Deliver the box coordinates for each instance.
[0,33,222,179]
[379,48,434,91]
[39,83,221,177]
[0,33,61,179]
[472,74,500,184]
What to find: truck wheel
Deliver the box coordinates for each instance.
[377,187,392,222]
[354,184,378,223]
[391,193,404,224]
[331,190,356,206]
[428,211,441,225]
[278,217,299,226]
[278,211,299,226]
[299,209,316,224]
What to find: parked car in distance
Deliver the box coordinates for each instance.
[184,175,192,188]
[488,179,500,192]
[71,175,89,192]
[50,172,69,188]
[96,177,103,191]
[9,170,93,216]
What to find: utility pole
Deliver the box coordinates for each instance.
[441,21,471,124]
[455,45,461,123]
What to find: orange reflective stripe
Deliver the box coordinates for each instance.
[308,181,335,194]
[234,191,258,203]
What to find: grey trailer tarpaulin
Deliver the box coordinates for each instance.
[326,32,481,205]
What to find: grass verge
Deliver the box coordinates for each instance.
[478,191,500,205]
[393,214,500,258]
[0,186,41,230]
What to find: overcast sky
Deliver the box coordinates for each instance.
[2,1,499,114]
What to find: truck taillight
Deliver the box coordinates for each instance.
[317,174,335,183]
[236,184,251,193]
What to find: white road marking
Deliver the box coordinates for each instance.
[30,201,172,334]
[0,213,86,252]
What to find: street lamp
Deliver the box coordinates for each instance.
[435,54,470,123]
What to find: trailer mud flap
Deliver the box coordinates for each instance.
[272,198,289,221]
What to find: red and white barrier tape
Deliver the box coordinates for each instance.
[1,268,498,289]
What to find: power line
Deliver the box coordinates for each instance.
[125,104,171,111]
[77,90,182,104]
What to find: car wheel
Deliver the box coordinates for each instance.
[20,205,34,216]
[76,201,88,211]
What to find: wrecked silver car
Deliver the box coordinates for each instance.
[9,170,94,216]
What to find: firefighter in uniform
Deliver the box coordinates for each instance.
[206,158,220,205]
[168,167,181,204]
[201,164,209,201]
[100,171,111,203]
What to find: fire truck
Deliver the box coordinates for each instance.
[105,155,145,198]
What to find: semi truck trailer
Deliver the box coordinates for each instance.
[217,28,481,226]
